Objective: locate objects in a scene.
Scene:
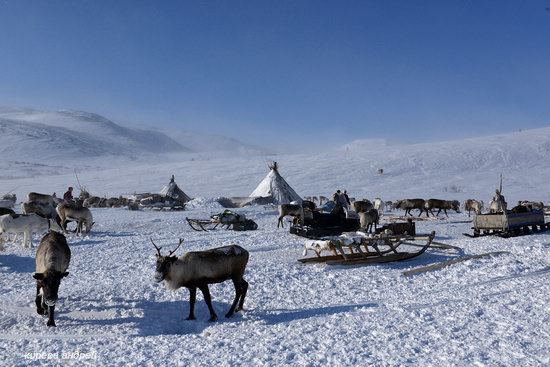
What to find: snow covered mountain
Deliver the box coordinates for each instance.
[0,108,267,161]
[0,108,187,160]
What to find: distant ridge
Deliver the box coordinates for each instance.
[0,108,267,161]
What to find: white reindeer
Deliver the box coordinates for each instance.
[277,204,304,228]
[0,214,61,248]
[303,239,339,258]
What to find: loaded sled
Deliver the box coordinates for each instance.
[298,231,436,266]
[186,210,258,232]
[290,207,360,238]
[290,207,416,240]
[464,209,549,238]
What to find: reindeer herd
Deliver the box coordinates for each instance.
[279,194,549,232]
[0,190,253,327]
[0,189,548,328]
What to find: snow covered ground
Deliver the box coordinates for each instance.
[0,207,548,366]
[0,122,549,365]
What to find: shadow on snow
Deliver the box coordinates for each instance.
[0,254,35,273]
[254,303,378,325]
[59,298,242,336]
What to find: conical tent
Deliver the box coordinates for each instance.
[250,162,302,205]
[159,175,191,203]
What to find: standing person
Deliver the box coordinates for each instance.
[338,191,349,210]
[332,190,341,203]
[63,187,74,204]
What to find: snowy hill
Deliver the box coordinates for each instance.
[0,108,186,160]
[2,125,550,206]
[0,108,269,162]
[169,130,268,155]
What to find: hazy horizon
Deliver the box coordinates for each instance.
[1,1,549,149]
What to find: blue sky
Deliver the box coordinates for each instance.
[0,0,549,148]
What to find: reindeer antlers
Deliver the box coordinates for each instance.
[169,238,184,257]
[151,238,184,257]
[151,238,162,257]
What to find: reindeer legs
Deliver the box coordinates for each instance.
[35,284,45,315]
[226,277,244,318]
[237,278,248,312]
[47,305,56,327]
[186,286,197,320]
[198,285,217,322]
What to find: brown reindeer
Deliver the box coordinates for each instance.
[394,199,428,217]
[152,239,249,322]
[425,199,460,217]
[33,231,71,327]
[353,200,374,213]
[464,199,484,217]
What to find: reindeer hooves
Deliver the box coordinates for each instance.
[185,315,196,321]
[36,307,45,315]
[46,320,56,327]
[208,315,218,322]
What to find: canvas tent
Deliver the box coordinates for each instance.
[160,175,191,203]
[249,162,302,205]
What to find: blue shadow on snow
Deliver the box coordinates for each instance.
[0,254,35,273]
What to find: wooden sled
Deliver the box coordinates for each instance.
[298,231,436,266]
[463,210,549,238]
[186,217,224,231]
[186,210,258,232]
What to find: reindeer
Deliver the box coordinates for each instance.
[0,213,61,248]
[83,196,101,208]
[27,192,60,206]
[277,204,304,228]
[373,198,385,216]
[517,201,544,211]
[425,199,460,217]
[22,201,58,220]
[0,209,16,247]
[56,203,94,234]
[152,239,249,322]
[359,209,379,233]
[303,239,339,257]
[33,231,71,327]
[105,197,122,207]
[394,199,428,217]
[464,199,484,217]
[353,200,374,213]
